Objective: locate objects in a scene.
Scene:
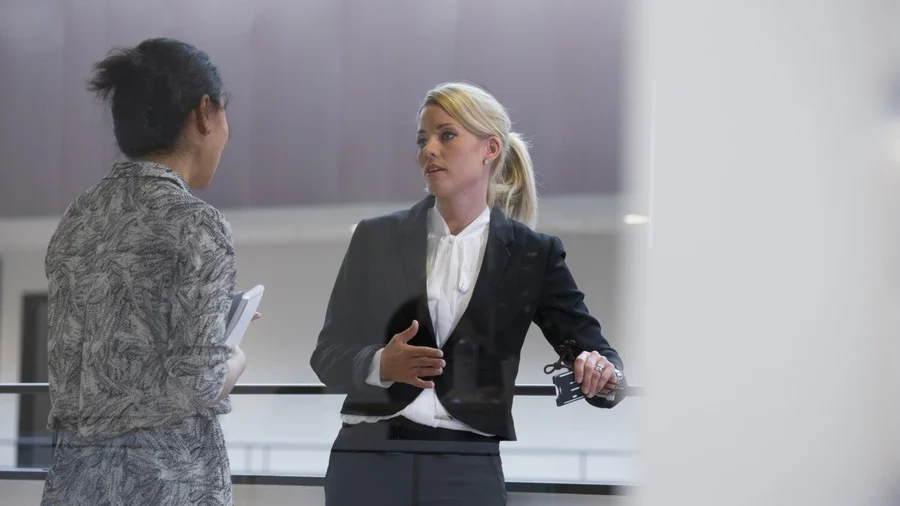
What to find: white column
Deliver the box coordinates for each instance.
[625,1,900,505]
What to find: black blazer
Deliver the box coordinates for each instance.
[310,195,625,441]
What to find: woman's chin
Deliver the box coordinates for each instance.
[425,182,453,198]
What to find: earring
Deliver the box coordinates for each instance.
[483,158,490,165]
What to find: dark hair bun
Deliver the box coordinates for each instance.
[88,38,227,159]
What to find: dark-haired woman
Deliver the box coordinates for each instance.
[41,38,250,506]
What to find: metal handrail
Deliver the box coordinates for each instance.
[0,437,637,457]
[0,382,641,495]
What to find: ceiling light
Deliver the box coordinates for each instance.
[623,214,650,225]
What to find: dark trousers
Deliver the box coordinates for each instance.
[324,417,507,506]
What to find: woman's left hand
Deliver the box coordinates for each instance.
[574,351,617,398]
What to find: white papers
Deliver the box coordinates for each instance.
[224,284,264,346]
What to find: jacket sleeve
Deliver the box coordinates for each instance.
[309,219,385,393]
[532,235,627,408]
[164,207,236,412]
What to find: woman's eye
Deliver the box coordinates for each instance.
[416,138,426,148]
[441,131,456,141]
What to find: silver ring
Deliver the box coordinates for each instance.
[594,363,604,373]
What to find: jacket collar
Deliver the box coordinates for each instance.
[104,160,191,193]
[402,194,515,246]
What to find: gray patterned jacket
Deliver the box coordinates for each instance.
[45,160,236,441]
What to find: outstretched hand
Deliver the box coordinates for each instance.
[379,320,445,388]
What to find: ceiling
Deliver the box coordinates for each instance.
[0,0,625,218]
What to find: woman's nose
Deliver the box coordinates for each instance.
[424,138,440,158]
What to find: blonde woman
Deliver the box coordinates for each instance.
[310,82,626,506]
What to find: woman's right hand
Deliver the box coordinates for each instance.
[379,320,445,388]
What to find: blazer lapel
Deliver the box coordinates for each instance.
[398,195,438,348]
[480,207,515,296]
[442,207,515,351]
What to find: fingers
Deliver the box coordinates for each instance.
[396,320,419,343]
[252,312,262,321]
[402,367,441,389]
[414,366,443,377]
[574,351,589,384]
[409,377,435,389]
[600,369,618,394]
[588,355,604,395]
[392,322,441,358]
[590,366,613,398]
[583,353,614,398]
[413,356,446,369]
[583,353,599,395]
[598,368,616,395]
[408,346,443,358]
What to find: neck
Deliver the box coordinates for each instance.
[142,151,195,187]
[435,190,489,235]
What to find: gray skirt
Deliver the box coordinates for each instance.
[41,416,232,506]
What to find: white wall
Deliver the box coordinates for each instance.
[0,196,639,486]
[0,245,49,468]
[626,1,900,505]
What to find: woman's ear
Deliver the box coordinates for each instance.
[193,95,213,136]
[486,136,502,163]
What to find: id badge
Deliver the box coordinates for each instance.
[552,370,586,407]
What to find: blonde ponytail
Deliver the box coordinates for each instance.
[489,132,538,228]
[421,82,540,229]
